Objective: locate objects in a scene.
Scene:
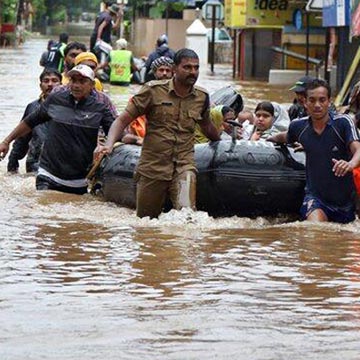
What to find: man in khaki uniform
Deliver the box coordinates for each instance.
[94,48,220,218]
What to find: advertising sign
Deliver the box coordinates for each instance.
[224,0,247,28]
[225,0,320,28]
[322,0,350,27]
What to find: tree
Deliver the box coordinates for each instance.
[1,0,18,23]
[44,0,102,24]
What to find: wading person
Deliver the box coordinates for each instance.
[0,65,115,195]
[90,3,121,55]
[268,78,360,224]
[61,42,87,83]
[94,48,220,218]
[43,32,68,72]
[7,69,62,173]
[146,55,174,81]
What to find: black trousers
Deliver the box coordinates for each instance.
[36,175,88,195]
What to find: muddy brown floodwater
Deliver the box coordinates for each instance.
[0,37,360,360]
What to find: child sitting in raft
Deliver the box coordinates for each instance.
[250,101,290,141]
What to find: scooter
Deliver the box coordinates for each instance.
[93,39,112,82]
[132,57,146,84]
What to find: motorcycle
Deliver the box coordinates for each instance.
[93,39,112,82]
[132,56,146,84]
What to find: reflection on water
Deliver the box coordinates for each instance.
[1,37,360,360]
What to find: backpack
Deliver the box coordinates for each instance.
[45,42,63,71]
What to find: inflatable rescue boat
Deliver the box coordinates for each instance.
[92,140,306,217]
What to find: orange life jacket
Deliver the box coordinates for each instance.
[129,115,147,138]
[353,167,360,195]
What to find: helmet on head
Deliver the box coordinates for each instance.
[157,34,168,47]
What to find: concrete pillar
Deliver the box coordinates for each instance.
[185,18,208,66]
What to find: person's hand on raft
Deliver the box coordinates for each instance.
[93,144,113,162]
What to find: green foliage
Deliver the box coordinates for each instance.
[148,1,186,19]
[1,0,18,23]
[53,7,67,22]
[149,3,165,19]
[0,0,104,28]
[0,0,187,28]
[32,0,46,26]
[170,2,186,12]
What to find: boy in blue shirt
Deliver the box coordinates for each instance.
[268,78,360,223]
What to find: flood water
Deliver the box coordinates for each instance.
[1,37,360,360]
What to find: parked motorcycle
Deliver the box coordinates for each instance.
[93,39,112,82]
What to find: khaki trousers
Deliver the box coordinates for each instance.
[136,170,196,218]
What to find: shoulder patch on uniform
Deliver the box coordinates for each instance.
[146,79,169,87]
[193,84,209,95]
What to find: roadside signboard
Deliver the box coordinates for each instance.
[323,0,351,27]
[306,0,323,11]
[224,0,321,28]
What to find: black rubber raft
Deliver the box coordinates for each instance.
[93,140,306,217]
[92,86,306,217]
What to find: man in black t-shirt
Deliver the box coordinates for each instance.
[90,4,121,54]
[1,65,115,195]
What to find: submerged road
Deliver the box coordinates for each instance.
[0,37,360,360]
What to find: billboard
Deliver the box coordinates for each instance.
[225,0,321,28]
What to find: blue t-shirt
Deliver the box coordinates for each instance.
[287,113,360,207]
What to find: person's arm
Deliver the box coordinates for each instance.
[198,117,220,142]
[95,84,150,157]
[1,98,43,158]
[97,60,109,71]
[112,7,123,30]
[266,131,288,143]
[96,20,108,41]
[122,132,143,146]
[7,101,36,160]
[7,134,32,165]
[332,141,360,177]
[94,111,134,160]
[0,121,32,160]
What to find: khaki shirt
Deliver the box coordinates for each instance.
[125,78,210,180]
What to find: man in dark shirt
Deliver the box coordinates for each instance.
[144,34,176,82]
[90,3,121,54]
[268,78,360,223]
[7,68,62,173]
[0,65,115,195]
